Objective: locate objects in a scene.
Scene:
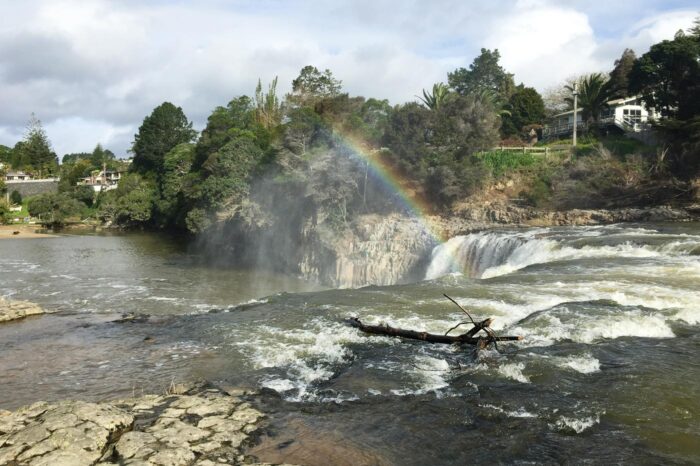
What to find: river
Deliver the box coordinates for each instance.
[1,223,699,464]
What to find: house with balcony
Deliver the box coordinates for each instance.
[543,96,657,139]
[79,169,123,192]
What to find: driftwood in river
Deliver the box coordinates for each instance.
[348,294,523,349]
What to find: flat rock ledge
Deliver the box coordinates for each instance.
[0,298,45,323]
[0,387,289,466]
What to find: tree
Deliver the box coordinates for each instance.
[283,107,324,155]
[542,77,577,116]
[448,48,515,101]
[71,185,96,207]
[0,200,10,224]
[254,77,282,130]
[417,83,450,110]
[629,29,700,119]
[99,173,156,225]
[90,143,115,168]
[131,102,196,175]
[382,102,434,172]
[432,93,501,157]
[0,145,11,164]
[566,73,611,123]
[185,137,264,233]
[501,86,546,137]
[18,114,58,176]
[288,65,342,107]
[28,193,84,227]
[629,20,700,177]
[9,190,22,206]
[58,159,92,192]
[607,48,636,99]
[61,152,91,164]
[194,96,265,169]
[154,143,195,226]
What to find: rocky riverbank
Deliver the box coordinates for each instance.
[0,298,46,323]
[450,203,699,230]
[0,384,286,466]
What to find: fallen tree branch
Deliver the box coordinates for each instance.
[347,317,522,347]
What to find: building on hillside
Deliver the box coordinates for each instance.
[543,95,658,139]
[5,170,33,181]
[79,169,123,192]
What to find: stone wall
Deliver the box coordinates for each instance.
[5,179,59,198]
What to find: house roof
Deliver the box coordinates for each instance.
[606,96,640,106]
[550,95,645,118]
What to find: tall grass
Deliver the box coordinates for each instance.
[477,150,541,177]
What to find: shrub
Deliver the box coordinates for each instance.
[9,190,22,205]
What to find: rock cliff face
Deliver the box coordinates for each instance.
[298,214,437,288]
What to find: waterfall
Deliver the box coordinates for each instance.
[425,232,525,279]
[424,227,700,280]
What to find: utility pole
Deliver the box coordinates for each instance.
[572,82,578,148]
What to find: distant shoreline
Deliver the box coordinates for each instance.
[0,224,56,239]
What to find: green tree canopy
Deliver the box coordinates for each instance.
[0,145,11,164]
[28,193,84,227]
[194,96,266,169]
[15,114,58,176]
[61,152,92,164]
[432,93,501,157]
[98,173,156,226]
[382,102,434,172]
[154,143,195,227]
[501,86,546,136]
[283,107,324,155]
[607,48,637,99]
[448,48,515,101]
[90,143,116,168]
[629,29,700,119]
[58,159,93,192]
[131,102,196,175]
[288,65,343,107]
[9,190,22,206]
[186,137,264,233]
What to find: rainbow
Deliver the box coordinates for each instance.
[330,128,448,244]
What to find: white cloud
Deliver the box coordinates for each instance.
[0,0,696,155]
[44,117,133,157]
[625,10,697,51]
[485,2,600,88]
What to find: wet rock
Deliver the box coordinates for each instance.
[0,387,271,465]
[0,297,46,323]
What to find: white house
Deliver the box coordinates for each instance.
[79,169,123,192]
[544,95,656,138]
[5,170,33,181]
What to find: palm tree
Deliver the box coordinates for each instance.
[474,88,511,117]
[417,83,449,110]
[565,73,610,124]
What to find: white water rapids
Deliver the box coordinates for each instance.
[425,225,700,280]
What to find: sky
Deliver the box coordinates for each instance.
[0,0,697,158]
